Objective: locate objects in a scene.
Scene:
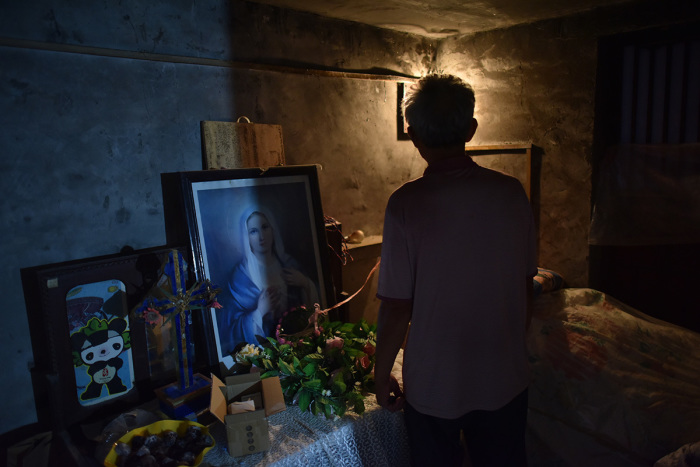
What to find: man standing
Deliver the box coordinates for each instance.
[375,74,537,466]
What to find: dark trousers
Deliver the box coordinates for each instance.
[403,388,528,467]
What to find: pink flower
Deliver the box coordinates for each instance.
[362,342,376,356]
[144,308,162,325]
[356,355,371,370]
[325,336,344,350]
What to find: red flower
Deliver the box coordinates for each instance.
[362,342,376,356]
[144,308,162,325]
[356,355,371,370]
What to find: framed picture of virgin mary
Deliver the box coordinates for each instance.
[161,165,334,364]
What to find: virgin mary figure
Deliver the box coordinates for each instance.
[215,206,319,356]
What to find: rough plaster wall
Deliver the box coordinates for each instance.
[0,0,432,435]
[436,0,700,288]
[226,2,434,235]
[230,72,427,234]
[229,1,436,74]
[437,22,596,287]
[0,46,237,436]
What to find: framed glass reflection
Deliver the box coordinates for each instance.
[162,166,334,364]
[20,246,187,430]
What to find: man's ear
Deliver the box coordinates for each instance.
[407,126,420,149]
[465,118,478,142]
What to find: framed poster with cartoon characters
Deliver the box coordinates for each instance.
[67,279,134,405]
[21,245,195,430]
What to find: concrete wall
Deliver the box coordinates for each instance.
[0,0,432,434]
[437,0,700,287]
[438,19,597,287]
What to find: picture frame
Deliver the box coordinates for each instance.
[397,82,411,140]
[20,245,191,431]
[161,165,335,364]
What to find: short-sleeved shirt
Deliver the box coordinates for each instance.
[377,155,537,419]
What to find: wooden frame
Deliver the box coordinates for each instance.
[20,246,188,430]
[161,165,335,364]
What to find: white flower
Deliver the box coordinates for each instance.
[235,344,261,365]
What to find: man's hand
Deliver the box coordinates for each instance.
[375,374,405,412]
[375,299,412,413]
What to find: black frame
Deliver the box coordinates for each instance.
[161,165,335,364]
[21,245,190,431]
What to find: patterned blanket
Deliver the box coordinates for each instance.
[528,288,700,465]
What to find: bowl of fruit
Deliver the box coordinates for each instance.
[103,419,215,467]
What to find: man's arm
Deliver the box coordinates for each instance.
[374,299,412,412]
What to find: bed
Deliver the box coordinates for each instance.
[526,285,700,467]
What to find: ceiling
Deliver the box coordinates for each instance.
[246,0,639,38]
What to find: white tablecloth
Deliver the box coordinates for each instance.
[204,354,409,466]
[203,396,409,466]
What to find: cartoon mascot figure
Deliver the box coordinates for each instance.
[71,316,131,401]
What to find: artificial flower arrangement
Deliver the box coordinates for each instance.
[235,305,377,419]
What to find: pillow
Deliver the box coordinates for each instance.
[532,268,565,297]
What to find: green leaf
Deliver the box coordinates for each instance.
[353,322,365,335]
[323,402,333,419]
[293,356,302,372]
[298,389,312,413]
[303,353,323,361]
[332,379,347,395]
[263,359,275,371]
[311,401,320,416]
[331,400,346,418]
[353,398,365,414]
[260,370,279,379]
[302,379,322,390]
[303,362,317,376]
[284,381,301,399]
[278,360,295,376]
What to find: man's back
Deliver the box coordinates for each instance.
[378,155,536,418]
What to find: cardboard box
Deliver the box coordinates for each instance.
[210,372,286,457]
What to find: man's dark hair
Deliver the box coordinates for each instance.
[403,74,475,148]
